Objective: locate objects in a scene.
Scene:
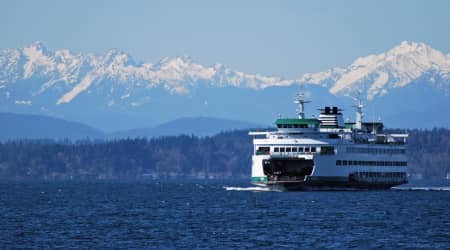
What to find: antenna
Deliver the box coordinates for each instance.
[352,90,364,130]
[371,102,376,135]
[294,92,310,119]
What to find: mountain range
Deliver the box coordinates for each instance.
[110,117,262,138]
[0,41,449,131]
[0,112,103,140]
[0,112,261,140]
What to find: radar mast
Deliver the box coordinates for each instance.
[352,91,364,130]
[295,92,310,119]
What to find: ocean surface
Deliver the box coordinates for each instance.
[1,180,449,249]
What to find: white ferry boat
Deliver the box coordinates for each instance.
[249,93,408,190]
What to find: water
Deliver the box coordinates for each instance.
[1,180,449,249]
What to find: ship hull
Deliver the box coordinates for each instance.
[251,147,408,191]
[253,177,407,191]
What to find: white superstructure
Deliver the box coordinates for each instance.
[249,93,408,190]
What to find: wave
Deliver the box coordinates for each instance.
[223,186,283,192]
[392,186,450,191]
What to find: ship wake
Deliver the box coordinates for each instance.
[391,186,450,191]
[223,186,283,192]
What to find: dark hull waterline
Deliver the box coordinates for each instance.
[253,180,408,191]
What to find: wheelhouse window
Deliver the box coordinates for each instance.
[286,147,292,152]
[328,133,339,139]
[274,147,279,152]
[256,147,270,155]
[320,146,335,155]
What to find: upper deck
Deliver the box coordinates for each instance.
[249,92,408,145]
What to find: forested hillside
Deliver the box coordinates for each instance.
[406,128,450,179]
[0,129,449,180]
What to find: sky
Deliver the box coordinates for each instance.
[1,0,450,78]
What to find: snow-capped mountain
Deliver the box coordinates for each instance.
[0,41,449,131]
[297,41,450,100]
[0,41,293,107]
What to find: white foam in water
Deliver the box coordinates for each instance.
[223,186,282,192]
[224,186,450,192]
[392,186,450,191]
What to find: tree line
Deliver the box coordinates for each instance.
[0,129,448,180]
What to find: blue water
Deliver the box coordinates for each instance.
[1,180,449,249]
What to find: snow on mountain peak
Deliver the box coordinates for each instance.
[22,41,56,79]
[0,41,449,106]
[318,41,450,99]
[102,49,133,64]
[1,41,295,104]
[27,41,47,52]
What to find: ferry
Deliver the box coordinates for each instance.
[249,93,408,190]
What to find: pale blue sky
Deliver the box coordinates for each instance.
[2,0,450,77]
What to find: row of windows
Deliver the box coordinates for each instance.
[354,172,406,178]
[274,146,317,153]
[336,160,407,166]
[255,146,336,155]
[277,124,313,129]
[346,147,406,154]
